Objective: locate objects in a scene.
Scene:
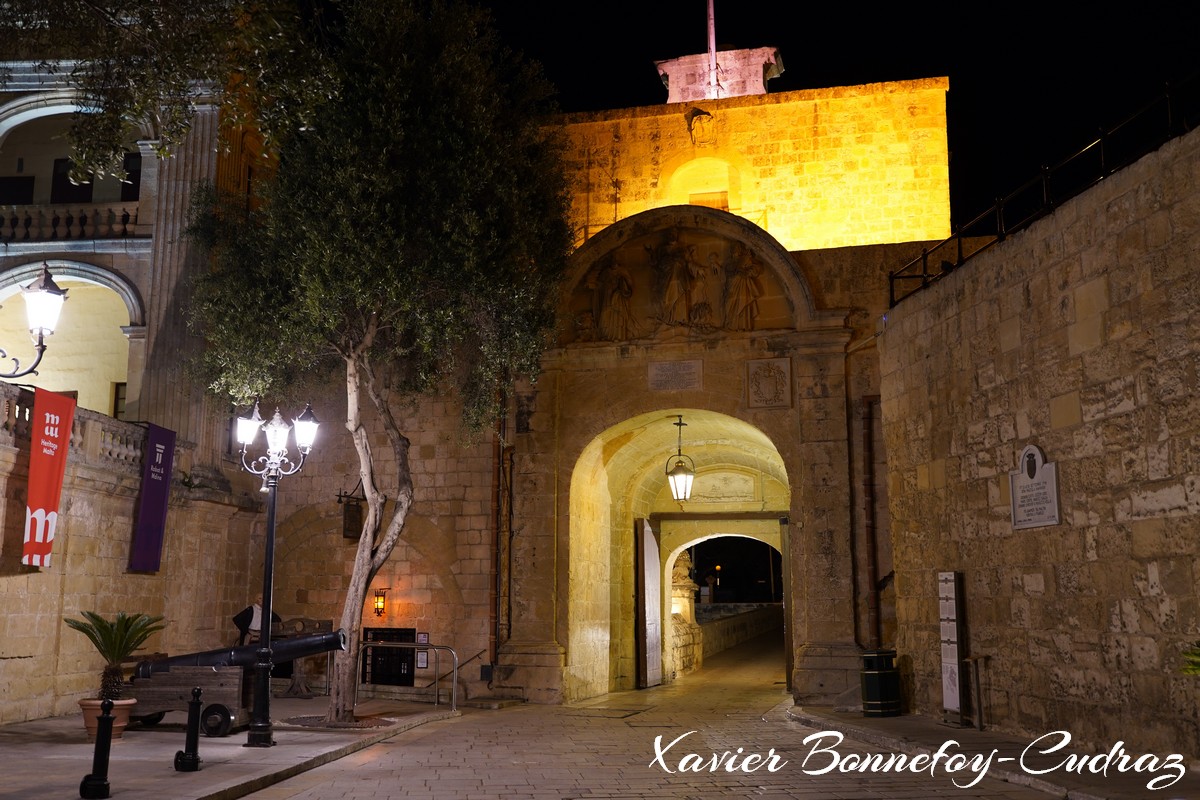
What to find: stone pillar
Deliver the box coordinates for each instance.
[138,105,225,470]
[133,140,159,235]
[669,551,702,678]
[120,325,146,422]
[789,352,863,704]
[493,380,565,703]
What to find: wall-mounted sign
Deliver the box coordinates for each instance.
[1009,445,1060,529]
[938,571,964,725]
[648,360,703,391]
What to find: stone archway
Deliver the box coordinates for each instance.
[0,260,146,416]
[661,530,785,680]
[498,205,864,709]
[564,408,790,703]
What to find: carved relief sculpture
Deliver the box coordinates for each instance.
[724,242,764,331]
[652,228,694,325]
[597,257,639,341]
[747,357,791,409]
[569,223,790,346]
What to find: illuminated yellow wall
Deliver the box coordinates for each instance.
[561,77,951,251]
[0,281,129,414]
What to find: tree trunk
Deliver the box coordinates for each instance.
[325,349,414,723]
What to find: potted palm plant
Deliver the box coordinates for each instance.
[65,611,165,739]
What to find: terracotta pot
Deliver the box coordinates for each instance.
[78,698,138,740]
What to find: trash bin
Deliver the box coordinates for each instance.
[861,649,901,717]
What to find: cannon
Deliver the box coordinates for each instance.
[129,628,346,736]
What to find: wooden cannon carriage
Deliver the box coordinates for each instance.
[128,622,343,737]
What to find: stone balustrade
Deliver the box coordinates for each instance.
[0,382,169,474]
[2,202,140,242]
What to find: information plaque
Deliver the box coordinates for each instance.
[1009,444,1060,530]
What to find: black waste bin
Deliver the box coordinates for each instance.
[861,649,901,717]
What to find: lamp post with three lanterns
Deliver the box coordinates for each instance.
[235,399,319,747]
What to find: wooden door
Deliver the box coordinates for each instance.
[635,519,662,688]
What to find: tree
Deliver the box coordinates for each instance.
[0,0,335,180]
[187,0,572,722]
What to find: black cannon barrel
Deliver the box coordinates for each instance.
[134,629,346,679]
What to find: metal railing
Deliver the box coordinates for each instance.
[354,641,459,712]
[890,70,1200,307]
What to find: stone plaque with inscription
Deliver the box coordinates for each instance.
[1009,444,1060,529]
[648,360,703,392]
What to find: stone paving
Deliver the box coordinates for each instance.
[5,635,1197,799]
[241,638,1097,800]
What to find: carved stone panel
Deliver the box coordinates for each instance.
[746,357,792,409]
[566,227,793,344]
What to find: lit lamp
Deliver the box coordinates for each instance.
[373,587,389,617]
[236,398,319,748]
[0,263,68,379]
[665,414,695,501]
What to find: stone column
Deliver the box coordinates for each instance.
[137,105,227,475]
[789,351,863,704]
[119,325,146,421]
[493,378,565,703]
[669,551,702,677]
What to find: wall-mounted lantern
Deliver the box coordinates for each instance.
[373,587,390,617]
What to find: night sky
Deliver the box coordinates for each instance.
[483,2,1199,225]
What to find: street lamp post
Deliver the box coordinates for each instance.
[236,399,319,748]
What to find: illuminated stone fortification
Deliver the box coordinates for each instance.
[561,77,950,252]
[879,126,1200,755]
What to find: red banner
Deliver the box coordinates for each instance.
[22,388,76,567]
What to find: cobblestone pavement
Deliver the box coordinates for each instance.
[242,638,1060,800]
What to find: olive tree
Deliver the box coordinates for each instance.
[0,0,336,180]
[3,0,572,723]
[189,0,571,723]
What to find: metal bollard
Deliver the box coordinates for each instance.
[174,687,204,772]
[79,699,113,799]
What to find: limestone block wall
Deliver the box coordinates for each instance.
[0,392,258,724]
[268,384,499,699]
[670,613,702,678]
[561,78,950,252]
[699,604,784,658]
[878,127,1200,755]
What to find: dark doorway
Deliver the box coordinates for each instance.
[691,537,782,603]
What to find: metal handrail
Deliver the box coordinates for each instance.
[354,641,458,712]
[890,70,1200,307]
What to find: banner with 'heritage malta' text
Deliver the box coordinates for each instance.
[22,388,76,567]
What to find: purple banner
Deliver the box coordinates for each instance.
[129,423,175,572]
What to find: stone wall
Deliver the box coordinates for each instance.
[878,127,1200,755]
[561,78,950,252]
[267,382,500,702]
[0,387,257,724]
[700,604,784,658]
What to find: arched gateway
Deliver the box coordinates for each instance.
[494,205,869,706]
